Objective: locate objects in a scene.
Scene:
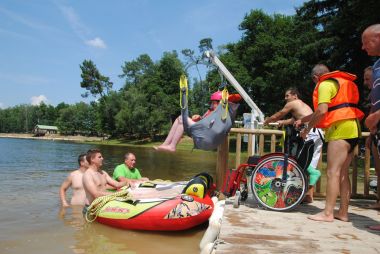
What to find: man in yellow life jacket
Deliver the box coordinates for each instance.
[295,64,364,222]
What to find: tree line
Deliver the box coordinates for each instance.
[1,0,379,138]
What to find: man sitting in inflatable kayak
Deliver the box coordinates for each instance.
[83,148,213,203]
[82,149,215,231]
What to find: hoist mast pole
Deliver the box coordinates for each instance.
[204,50,265,122]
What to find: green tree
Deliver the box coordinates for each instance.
[118,52,185,138]
[296,0,380,109]
[80,59,113,99]
[204,10,323,116]
[56,102,97,135]
[120,54,154,87]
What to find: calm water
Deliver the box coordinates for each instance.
[0,138,217,254]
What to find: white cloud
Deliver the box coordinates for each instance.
[30,95,48,106]
[59,5,89,40]
[58,4,106,49]
[0,102,5,109]
[85,37,107,49]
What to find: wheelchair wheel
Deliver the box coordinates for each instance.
[250,154,307,211]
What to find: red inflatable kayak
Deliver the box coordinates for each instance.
[91,174,215,231]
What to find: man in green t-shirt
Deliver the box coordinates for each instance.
[113,153,149,187]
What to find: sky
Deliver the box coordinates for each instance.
[0,0,307,109]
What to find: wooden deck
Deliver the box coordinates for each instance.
[215,196,380,253]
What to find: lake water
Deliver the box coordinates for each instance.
[0,138,217,254]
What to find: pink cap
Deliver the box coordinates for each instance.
[210,91,222,101]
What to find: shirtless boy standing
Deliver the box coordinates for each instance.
[60,153,89,207]
[82,149,128,204]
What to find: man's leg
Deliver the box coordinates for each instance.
[156,117,192,152]
[369,143,380,209]
[158,116,181,146]
[156,117,183,151]
[308,139,351,222]
[334,150,353,222]
[304,132,323,203]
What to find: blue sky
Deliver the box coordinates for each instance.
[0,0,306,108]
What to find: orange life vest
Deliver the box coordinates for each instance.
[312,71,364,128]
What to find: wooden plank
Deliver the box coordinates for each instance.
[364,146,371,196]
[231,127,283,135]
[258,134,264,155]
[316,153,323,194]
[352,155,358,196]
[216,136,229,190]
[270,134,276,153]
[235,133,242,169]
[247,134,252,156]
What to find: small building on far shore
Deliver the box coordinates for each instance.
[33,125,59,136]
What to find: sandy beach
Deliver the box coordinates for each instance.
[0,133,105,142]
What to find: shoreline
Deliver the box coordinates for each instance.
[0,133,199,151]
[0,133,105,142]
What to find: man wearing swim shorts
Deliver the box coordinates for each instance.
[296,64,364,222]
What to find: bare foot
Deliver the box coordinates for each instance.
[334,213,349,222]
[368,224,380,230]
[154,145,176,152]
[307,212,334,222]
[367,202,380,210]
[303,195,313,204]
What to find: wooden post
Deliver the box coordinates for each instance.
[247,134,253,156]
[364,146,371,196]
[270,134,276,153]
[351,155,358,196]
[316,153,323,194]
[377,174,380,199]
[235,133,242,169]
[216,135,229,190]
[259,134,264,155]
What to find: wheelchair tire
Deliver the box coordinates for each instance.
[250,154,307,211]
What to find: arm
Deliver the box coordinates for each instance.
[294,114,313,128]
[264,102,293,125]
[300,103,328,139]
[114,176,130,186]
[59,174,72,207]
[117,175,149,186]
[278,118,295,127]
[365,110,380,134]
[105,171,128,189]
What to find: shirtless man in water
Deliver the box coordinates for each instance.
[60,153,89,207]
[264,87,323,203]
[82,149,189,205]
[82,149,128,204]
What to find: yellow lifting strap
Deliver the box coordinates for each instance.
[221,86,229,120]
[179,74,188,110]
